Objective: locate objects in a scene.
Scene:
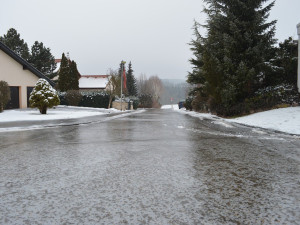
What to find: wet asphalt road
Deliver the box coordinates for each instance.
[0,109,300,224]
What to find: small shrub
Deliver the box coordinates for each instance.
[192,94,209,112]
[132,99,139,109]
[138,94,153,108]
[0,81,11,112]
[29,79,60,114]
[65,90,82,106]
[184,96,193,111]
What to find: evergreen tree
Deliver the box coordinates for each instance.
[126,62,137,96]
[69,60,80,90]
[28,41,57,76]
[266,37,298,85]
[0,28,30,60]
[0,81,11,113]
[29,79,60,114]
[57,53,70,92]
[187,0,276,115]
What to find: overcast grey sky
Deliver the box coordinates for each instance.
[1,0,300,80]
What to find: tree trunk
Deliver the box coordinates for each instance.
[108,96,113,109]
[39,106,47,114]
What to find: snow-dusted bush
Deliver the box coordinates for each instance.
[0,80,11,113]
[29,78,60,114]
[58,91,110,108]
[65,90,82,106]
[79,91,110,108]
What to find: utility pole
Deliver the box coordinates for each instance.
[297,23,300,93]
[120,61,126,110]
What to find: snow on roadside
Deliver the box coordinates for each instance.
[171,105,300,135]
[0,105,115,123]
[161,104,179,110]
[226,107,300,135]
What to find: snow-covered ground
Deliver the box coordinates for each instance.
[227,107,300,135]
[1,104,300,135]
[163,104,300,135]
[161,104,179,110]
[0,105,118,123]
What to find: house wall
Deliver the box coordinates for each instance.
[79,88,105,92]
[0,49,39,108]
[112,101,133,111]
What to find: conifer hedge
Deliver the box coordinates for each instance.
[59,91,110,108]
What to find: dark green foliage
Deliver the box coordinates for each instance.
[132,99,139,110]
[65,90,82,106]
[265,37,298,86]
[58,91,110,108]
[187,0,277,116]
[138,94,153,108]
[210,84,300,117]
[184,96,193,111]
[0,81,11,112]
[57,53,70,92]
[247,84,300,111]
[57,58,80,91]
[29,79,60,114]
[69,61,80,90]
[126,62,137,96]
[79,92,110,108]
[28,41,56,76]
[0,28,30,60]
[1,28,57,78]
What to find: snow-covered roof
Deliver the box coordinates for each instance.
[79,75,109,89]
[53,59,61,73]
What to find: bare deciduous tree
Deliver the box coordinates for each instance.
[137,74,164,108]
[106,69,121,108]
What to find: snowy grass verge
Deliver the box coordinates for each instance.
[0,105,119,123]
[166,104,300,135]
[0,107,146,132]
[226,107,300,135]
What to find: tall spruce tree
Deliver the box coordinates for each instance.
[188,0,276,115]
[57,53,70,92]
[126,62,137,96]
[267,37,298,85]
[28,41,57,76]
[0,28,30,60]
[69,60,80,90]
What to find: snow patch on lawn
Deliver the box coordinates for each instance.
[0,106,145,132]
[0,106,109,122]
[177,106,300,135]
[227,107,300,135]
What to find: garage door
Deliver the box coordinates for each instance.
[6,86,20,109]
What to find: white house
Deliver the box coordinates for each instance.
[0,41,54,109]
[54,57,109,91]
[79,75,109,91]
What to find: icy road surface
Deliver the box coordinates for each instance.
[0,109,300,224]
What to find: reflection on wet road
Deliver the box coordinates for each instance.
[0,109,300,224]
